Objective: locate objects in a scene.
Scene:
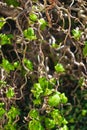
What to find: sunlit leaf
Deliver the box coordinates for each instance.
[48,92,61,107]
[31,83,43,98]
[6,87,15,98]
[29,14,38,22]
[83,41,87,57]
[55,63,65,73]
[5,0,20,7]
[7,106,20,120]
[23,58,33,71]
[0,17,6,29]
[0,108,6,118]
[23,28,37,40]
[29,109,39,120]
[0,34,13,45]
[38,18,48,30]
[0,59,15,72]
[72,29,82,40]
[29,119,44,130]
[45,118,55,129]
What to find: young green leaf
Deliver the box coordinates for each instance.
[23,58,33,71]
[0,108,6,118]
[60,93,68,104]
[45,118,55,129]
[83,41,87,57]
[48,92,61,107]
[23,28,36,40]
[13,61,21,69]
[5,0,20,7]
[7,106,20,120]
[72,29,82,40]
[81,109,87,116]
[38,18,48,30]
[0,34,13,45]
[29,109,39,120]
[4,122,17,130]
[29,14,38,22]
[0,17,6,29]
[31,83,43,98]
[59,125,68,130]
[33,98,42,105]
[0,59,15,72]
[55,63,65,73]
[6,87,15,98]
[0,80,7,86]
[29,119,44,130]
[78,77,85,87]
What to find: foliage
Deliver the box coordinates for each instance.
[0,17,6,29]
[0,0,87,130]
[0,34,13,45]
[23,27,37,40]
[5,0,20,7]
[55,63,65,73]
[72,29,82,40]
[83,41,87,57]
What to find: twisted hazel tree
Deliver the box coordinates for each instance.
[0,0,87,130]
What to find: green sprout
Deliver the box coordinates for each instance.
[0,34,13,45]
[38,18,48,30]
[6,87,15,98]
[48,92,61,107]
[0,17,6,29]
[23,58,33,71]
[29,13,38,22]
[55,63,65,73]
[23,27,37,40]
[0,59,15,72]
[72,29,82,40]
[83,41,87,57]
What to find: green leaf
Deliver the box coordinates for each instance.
[13,61,21,69]
[7,106,20,120]
[0,108,6,118]
[33,98,42,105]
[29,14,38,22]
[43,88,54,96]
[23,28,36,40]
[60,93,68,104]
[59,125,68,130]
[45,118,55,129]
[81,109,87,116]
[78,77,85,87]
[39,77,49,89]
[0,17,6,29]
[48,92,61,107]
[72,29,82,40]
[23,58,33,71]
[0,59,15,72]
[55,63,65,73]
[6,87,15,98]
[38,18,48,30]
[51,109,65,126]
[29,119,44,130]
[0,102,5,107]
[5,0,20,7]
[29,109,39,120]
[51,109,60,119]
[0,34,13,45]
[4,123,17,130]
[83,41,87,57]
[0,80,7,86]
[31,83,43,98]
[39,77,53,90]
